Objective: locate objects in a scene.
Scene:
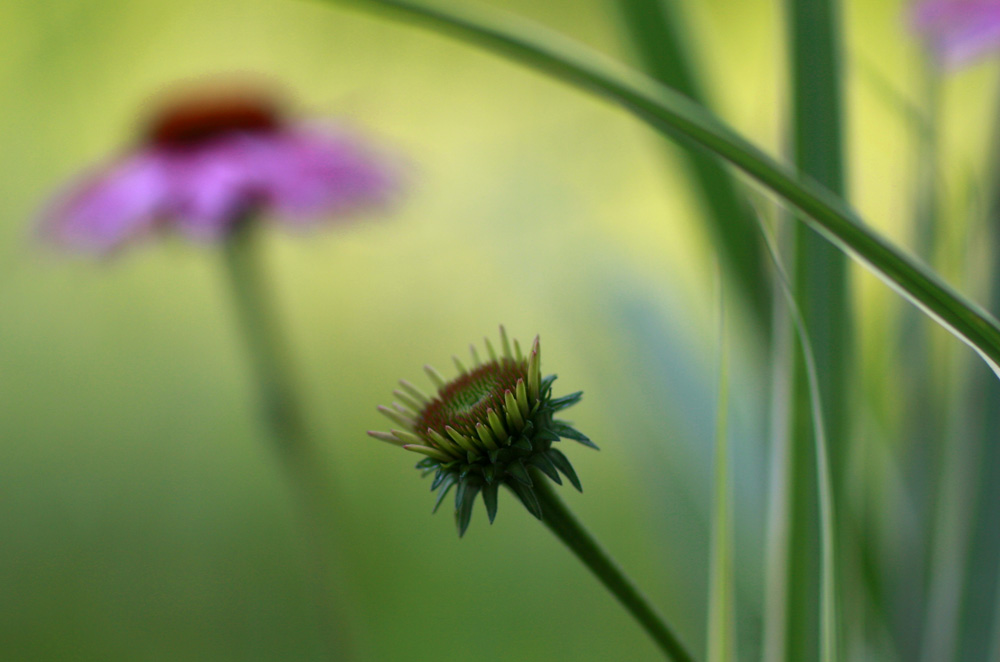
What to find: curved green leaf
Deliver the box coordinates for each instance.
[759,219,840,662]
[316,0,1000,372]
[617,0,771,330]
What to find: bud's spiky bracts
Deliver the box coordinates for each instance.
[369,327,597,536]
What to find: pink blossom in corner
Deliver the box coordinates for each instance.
[912,0,1000,66]
[42,89,400,252]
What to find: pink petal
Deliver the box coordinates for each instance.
[937,9,1000,63]
[41,153,168,252]
[39,121,403,251]
[252,127,399,222]
[912,0,1000,65]
[160,144,259,240]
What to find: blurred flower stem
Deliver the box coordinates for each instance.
[529,470,695,662]
[222,218,352,659]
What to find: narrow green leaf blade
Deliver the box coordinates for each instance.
[707,276,735,662]
[319,0,1000,374]
[779,2,847,661]
[617,0,770,331]
[759,217,839,662]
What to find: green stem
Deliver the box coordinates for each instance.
[530,472,696,662]
[782,1,846,660]
[221,221,351,659]
[758,220,840,662]
[707,276,735,662]
[888,60,942,662]
[954,74,1000,662]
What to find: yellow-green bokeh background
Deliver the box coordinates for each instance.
[1,0,996,659]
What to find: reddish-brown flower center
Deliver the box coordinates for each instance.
[148,95,281,147]
[417,359,527,438]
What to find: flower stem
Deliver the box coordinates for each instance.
[530,471,696,662]
[221,220,352,659]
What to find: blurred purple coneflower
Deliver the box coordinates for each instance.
[42,85,399,252]
[912,0,1000,66]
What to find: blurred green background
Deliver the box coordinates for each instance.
[1,0,996,659]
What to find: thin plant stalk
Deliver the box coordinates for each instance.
[990,566,1000,662]
[953,75,1000,661]
[762,259,794,662]
[914,57,973,662]
[781,1,847,660]
[759,219,840,662]
[529,471,696,662]
[920,363,979,662]
[221,220,351,658]
[318,0,1000,373]
[707,273,736,662]
[890,59,943,662]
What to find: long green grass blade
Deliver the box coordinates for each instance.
[784,1,847,660]
[920,376,978,662]
[315,0,1000,373]
[763,295,793,662]
[990,567,1000,661]
[894,61,942,662]
[758,219,839,662]
[708,272,736,662]
[617,0,770,332]
[954,93,1000,661]
[788,0,848,487]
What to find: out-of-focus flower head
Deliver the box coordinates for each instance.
[41,79,400,252]
[912,0,1000,66]
[368,327,597,537]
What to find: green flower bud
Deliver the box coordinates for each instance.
[369,326,597,536]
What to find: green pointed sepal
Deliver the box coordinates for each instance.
[482,481,499,523]
[546,448,582,492]
[454,477,483,537]
[551,420,599,450]
[508,480,543,520]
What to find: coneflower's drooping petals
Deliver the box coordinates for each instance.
[42,100,400,251]
[912,0,1000,65]
[44,154,167,252]
[163,140,262,239]
[257,127,398,221]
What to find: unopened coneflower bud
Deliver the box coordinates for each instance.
[368,326,596,536]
